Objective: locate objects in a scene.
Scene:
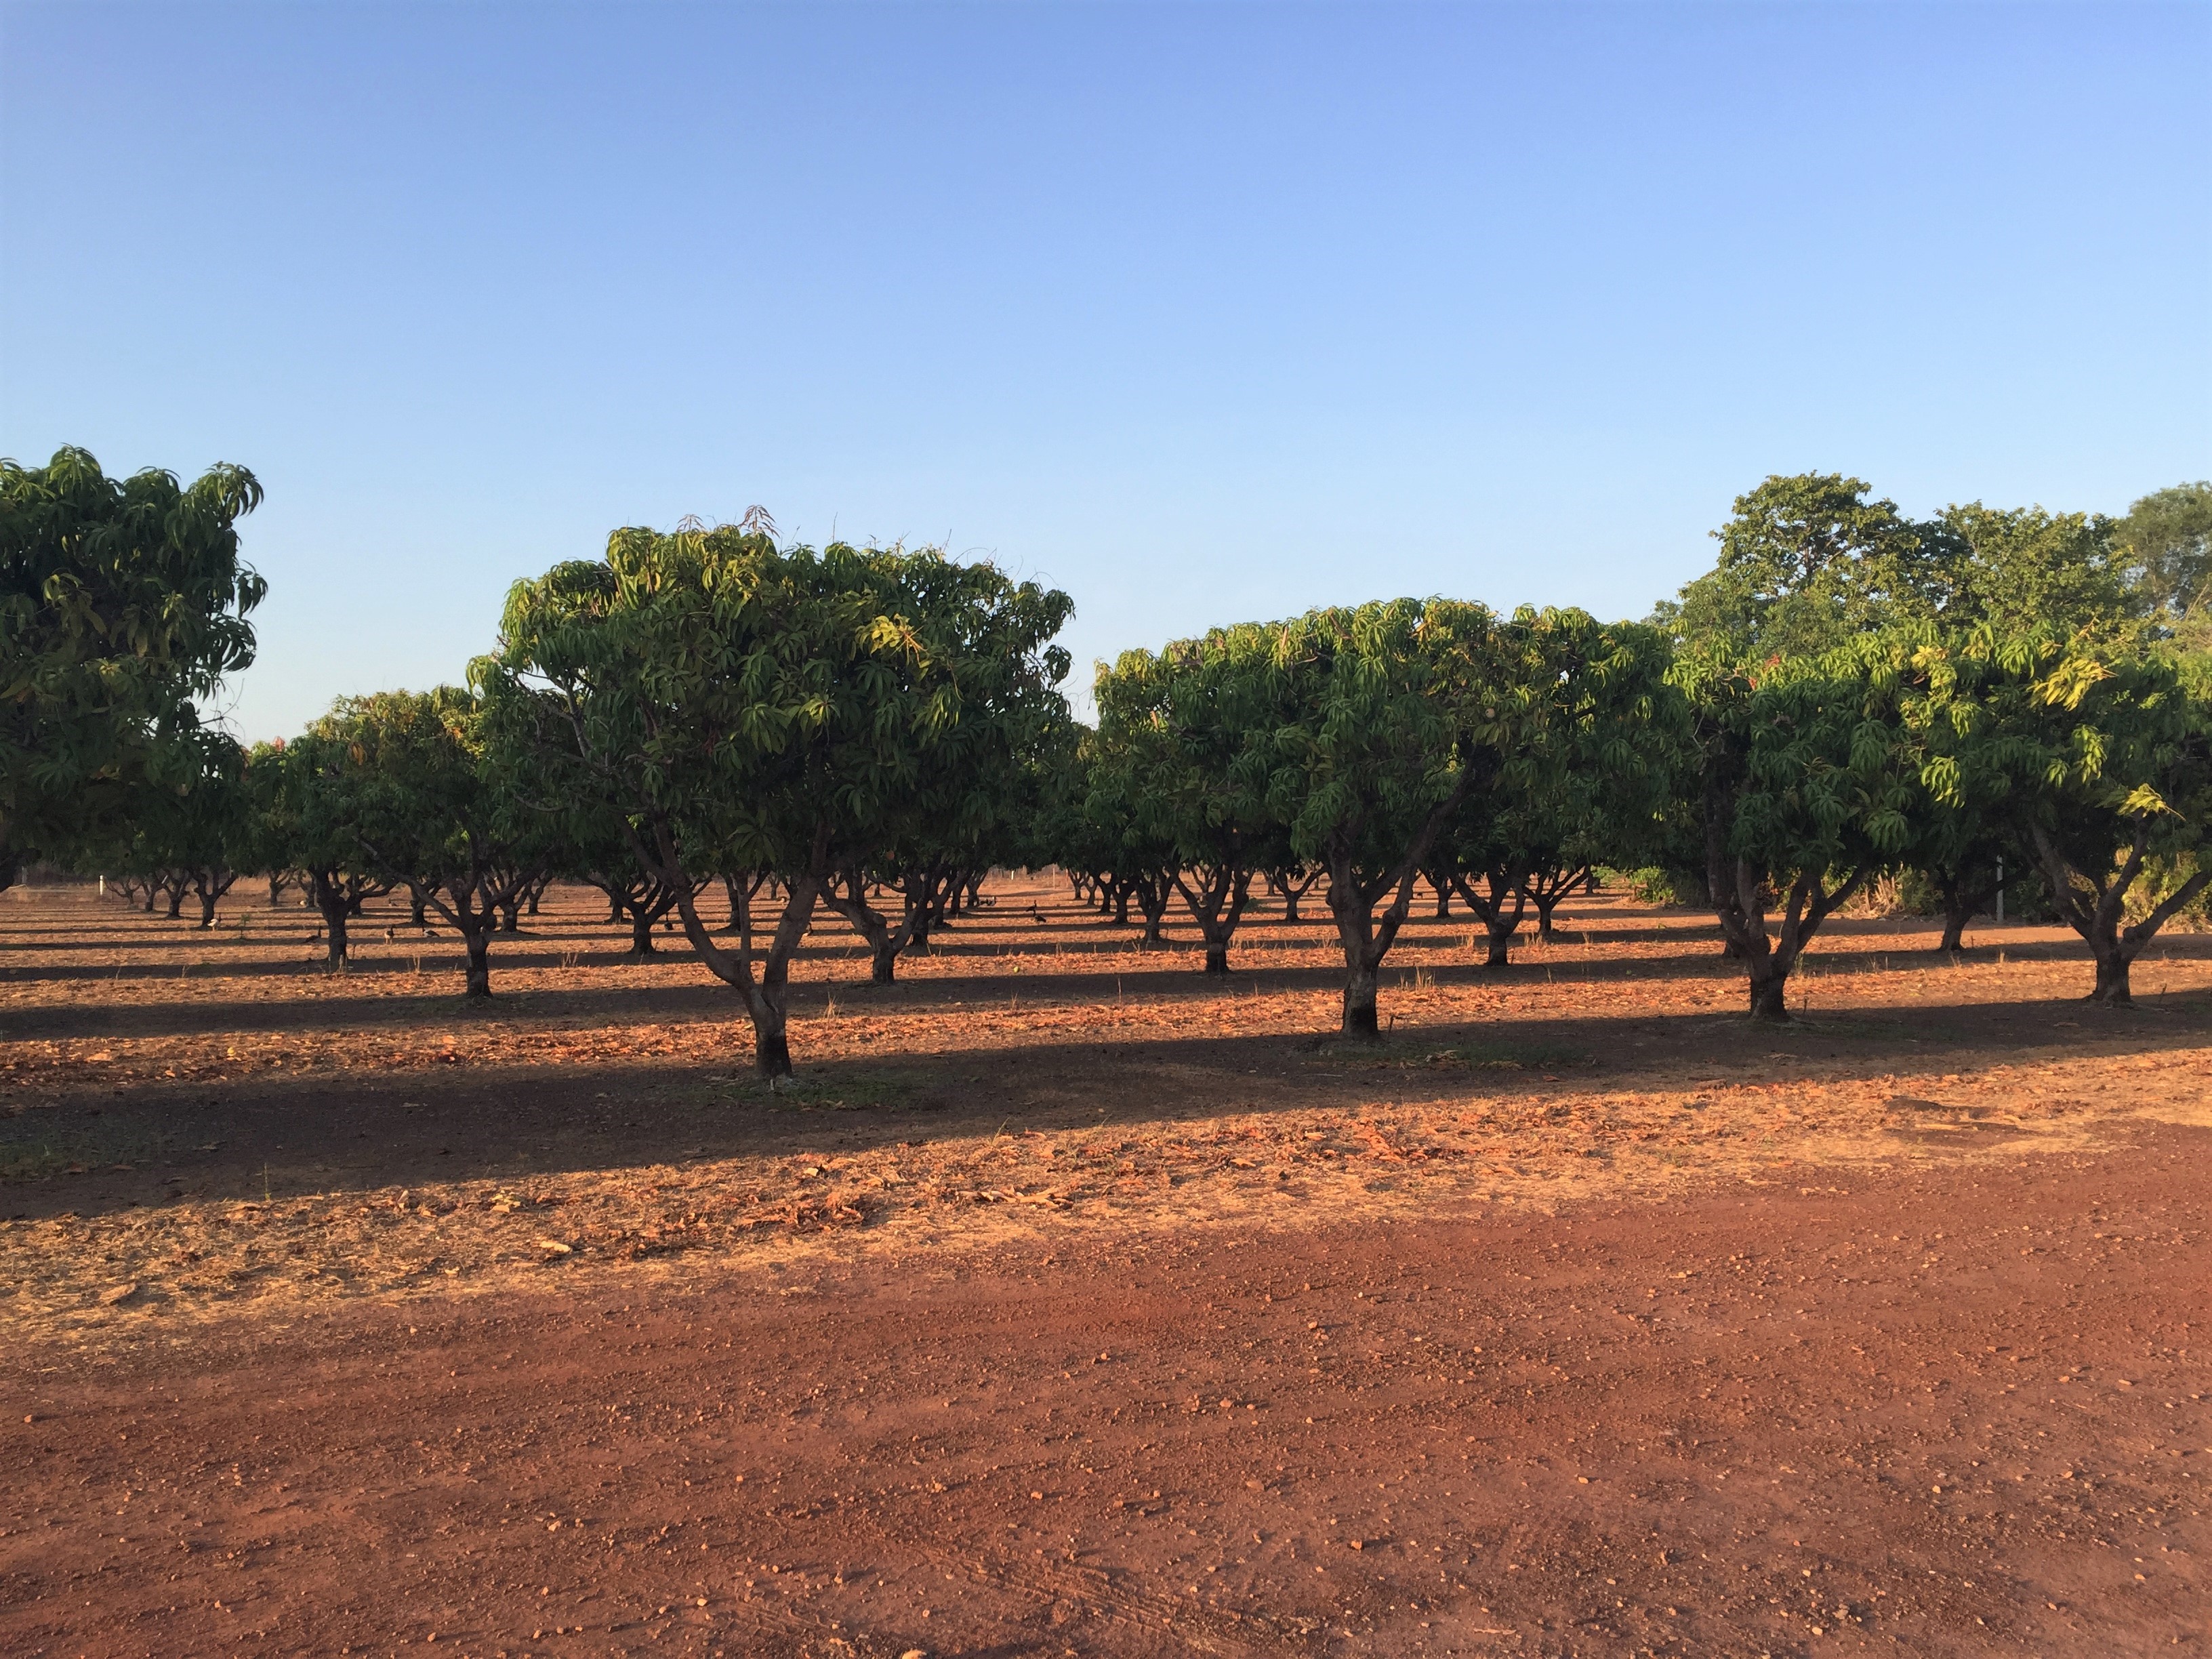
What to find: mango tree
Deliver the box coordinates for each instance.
[136,729,251,927]
[815,558,1076,984]
[1434,614,1682,968]
[1679,638,1921,1019]
[1900,630,2211,1004]
[492,526,1071,1078]
[1246,599,1506,1039]
[1,447,265,888]
[248,727,396,963]
[1091,630,1293,974]
[322,684,554,997]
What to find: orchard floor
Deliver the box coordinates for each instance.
[1,877,2207,1657]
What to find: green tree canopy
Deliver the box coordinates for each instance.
[1090,628,1293,973]
[1652,474,1929,659]
[2115,480,2212,642]
[1430,614,1682,966]
[1,446,264,886]
[491,523,1072,1078]
[316,685,554,998]
[1677,637,1923,1019]
[1919,502,2135,640]
[1897,628,2211,1004]
[248,721,396,964]
[1655,472,2145,660]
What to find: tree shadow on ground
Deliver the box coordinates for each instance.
[6,985,2206,1223]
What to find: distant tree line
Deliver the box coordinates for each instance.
[10,443,2211,1076]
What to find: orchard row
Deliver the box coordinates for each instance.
[8,449,2209,1075]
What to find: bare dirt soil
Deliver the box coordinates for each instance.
[2,877,2207,1657]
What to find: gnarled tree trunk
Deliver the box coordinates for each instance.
[2028,820,2209,1010]
[1173,862,1250,976]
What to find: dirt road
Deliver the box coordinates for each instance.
[6,1126,2204,1658]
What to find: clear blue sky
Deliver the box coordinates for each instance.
[3,1,2207,740]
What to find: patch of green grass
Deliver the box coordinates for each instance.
[0,1119,172,1181]
[1308,1040,1593,1071]
[704,1066,941,1113]
[1440,1041,1593,1070]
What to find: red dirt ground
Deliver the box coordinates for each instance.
[5,1136,2207,1658]
[2,878,2208,1656]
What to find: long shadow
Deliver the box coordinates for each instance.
[5,985,2207,1223]
[5,920,2186,1042]
[1,922,2140,989]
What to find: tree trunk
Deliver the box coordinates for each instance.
[316,885,350,963]
[498,899,520,933]
[629,910,656,954]
[1112,883,1132,925]
[752,1016,794,1080]
[821,866,914,982]
[164,885,186,920]
[1433,880,1450,920]
[2024,821,2211,1009]
[1451,868,1528,968]
[1534,893,1560,941]
[1936,907,1969,954]
[1204,943,1229,975]
[411,894,428,928]
[464,935,492,998]
[1341,962,1380,1039]
[2089,953,2133,1007]
[1748,959,1790,1021]
[197,890,220,928]
[267,874,285,906]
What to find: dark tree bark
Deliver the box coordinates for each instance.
[1701,783,1866,1023]
[1523,863,1589,941]
[190,867,238,928]
[599,873,689,955]
[819,861,938,985]
[720,871,770,934]
[308,872,352,962]
[1450,864,1531,967]
[1329,859,1420,1040]
[2028,820,2210,1008]
[303,869,394,964]
[1172,861,1252,975]
[1931,865,2003,954]
[650,825,827,1081]
[898,863,961,956]
[1265,865,1322,925]
[1324,775,1474,1042]
[1127,869,1174,947]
